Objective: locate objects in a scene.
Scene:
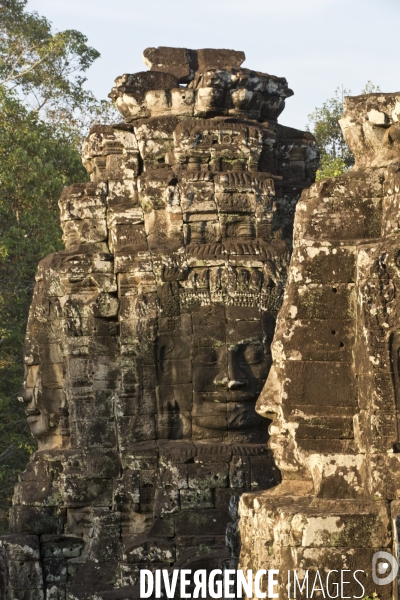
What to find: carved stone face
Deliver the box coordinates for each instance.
[21,363,46,436]
[156,303,274,442]
[20,337,66,446]
[340,93,400,168]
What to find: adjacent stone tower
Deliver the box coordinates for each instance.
[0,47,318,599]
[239,93,400,599]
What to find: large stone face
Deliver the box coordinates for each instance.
[238,92,400,599]
[0,47,318,599]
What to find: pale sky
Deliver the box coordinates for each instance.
[28,0,400,131]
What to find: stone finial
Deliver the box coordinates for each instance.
[110,46,292,123]
[340,92,400,167]
[142,46,246,83]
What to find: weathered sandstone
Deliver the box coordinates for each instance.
[0,47,318,599]
[238,92,400,599]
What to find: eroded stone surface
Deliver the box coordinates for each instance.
[238,91,400,599]
[0,47,318,599]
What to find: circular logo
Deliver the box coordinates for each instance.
[372,551,399,585]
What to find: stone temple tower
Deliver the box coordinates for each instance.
[0,47,318,599]
[239,92,400,599]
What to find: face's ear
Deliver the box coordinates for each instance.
[390,331,400,374]
[26,364,40,388]
[261,311,276,340]
[157,335,175,361]
[23,336,41,366]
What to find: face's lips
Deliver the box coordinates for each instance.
[26,408,40,417]
[196,392,257,404]
[227,390,258,403]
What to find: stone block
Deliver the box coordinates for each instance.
[0,535,40,561]
[280,283,356,321]
[290,245,356,284]
[143,47,193,82]
[10,507,66,535]
[153,487,180,516]
[13,482,56,507]
[122,535,175,563]
[196,48,246,71]
[61,476,113,507]
[187,462,228,489]
[84,450,121,479]
[229,456,251,488]
[194,443,232,463]
[45,585,66,600]
[62,217,108,247]
[117,561,167,588]
[67,560,118,588]
[180,488,214,510]
[40,535,84,559]
[116,415,156,445]
[294,415,354,440]
[70,418,117,449]
[113,470,140,507]
[214,488,243,509]
[303,196,382,242]
[274,318,354,362]
[159,463,188,489]
[175,510,231,536]
[282,361,357,407]
[8,559,43,589]
[122,443,158,470]
[239,497,391,549]
[43,558,67,585]
[249,456,281,489]
[148,515,175,538]
[8,590,45,600]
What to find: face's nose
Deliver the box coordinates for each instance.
[228,346,247,386]
[213,371,247,389]
[19,365,41,415]
[213,346,247,390]
[227,379,246,389]
[20,385,40,416]
[213,372,229,387]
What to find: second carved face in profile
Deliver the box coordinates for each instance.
[20,336,67,447]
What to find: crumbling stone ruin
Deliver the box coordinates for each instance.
[238,93,400,598]
[0,48,319,599]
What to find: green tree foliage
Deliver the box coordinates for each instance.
[0,0,117,531]
[0,87,89,531]
[0,0,99,109]
[308,82,381,181]
[0,0,118,142]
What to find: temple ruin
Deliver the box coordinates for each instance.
[239,92,400,599]
[4,45,400,600]
[0,47,319,599]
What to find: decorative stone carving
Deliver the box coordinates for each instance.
[238,91,400,599]
[0,47,318,599]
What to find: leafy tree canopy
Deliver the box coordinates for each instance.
[308,82,381,180]
[0,0,98,108]
[0,0,117,142]
[0,1,118,531]
[0,85,89,531]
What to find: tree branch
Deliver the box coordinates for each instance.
[0,444,17,464]
[0,39,53,86]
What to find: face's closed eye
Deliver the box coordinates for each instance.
[194,347,224,365]
[242,343,265,366]
[157,338,175,362]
